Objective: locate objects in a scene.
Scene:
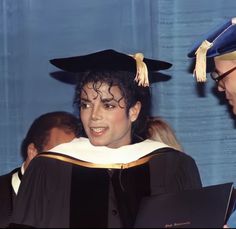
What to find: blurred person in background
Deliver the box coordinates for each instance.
[147,117,183,152]
[0,111,79,228]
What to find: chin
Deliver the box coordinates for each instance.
[89,138,108,147]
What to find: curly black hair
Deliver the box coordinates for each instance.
[73,70,151,142]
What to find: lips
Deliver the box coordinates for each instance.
[89,127,108,137]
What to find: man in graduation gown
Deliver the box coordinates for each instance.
[10,49,202,228]
[11,138,202,228]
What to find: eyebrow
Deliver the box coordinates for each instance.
[81,98,91,103]
[101,98,117,103]
[81,97,117,103]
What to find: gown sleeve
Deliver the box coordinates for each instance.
[148,148,202,195]
[175,151,202,190]
[10,156,72,228]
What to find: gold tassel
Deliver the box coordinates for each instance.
[194,40,213,82]
[131,53,149,87]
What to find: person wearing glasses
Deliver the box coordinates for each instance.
[188,17,236,115]
[188,17,236,227]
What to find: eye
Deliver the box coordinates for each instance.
[104,103,116,110]
[80,102,91,110]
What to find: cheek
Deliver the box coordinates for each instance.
[109,110,129,127]
[226,84,236,97]
[232,83,236,94]
[225,77,236,93]
[80,110,89,126]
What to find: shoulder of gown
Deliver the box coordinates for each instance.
[11,156,73,228]
[147,147,202,194]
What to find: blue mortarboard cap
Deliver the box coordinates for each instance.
[188,17,236,82]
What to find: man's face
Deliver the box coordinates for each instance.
[80,82,140,148]
[214,59,236,114]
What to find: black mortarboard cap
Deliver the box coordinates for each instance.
[50,49,172,87]
[188,17,236,82]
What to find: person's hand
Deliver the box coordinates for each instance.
[224,224,229,228]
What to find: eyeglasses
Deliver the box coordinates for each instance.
[211,66,236,83]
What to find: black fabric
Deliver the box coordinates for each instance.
[112,164,150,228]
[17,170,23,181]
[70,166,109,228]
[50,49,172,75]
[134,183,234,228]
[226,188,236,222]
[11,157,72,228]
[112,148,202,228]
[11,148,202,228]
[9,223,35,228]
[0,168,19,228]
[148,148,202,194]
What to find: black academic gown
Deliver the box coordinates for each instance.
[0,168,20,228]
[11,148,202,228]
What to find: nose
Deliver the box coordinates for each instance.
[91,105,102,121]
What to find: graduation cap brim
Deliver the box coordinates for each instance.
[50,49,172,74]
[50,71,172,85]
[188,18,236,58]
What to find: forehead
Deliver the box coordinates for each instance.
[214,59,236,71]
[81,82,122,98]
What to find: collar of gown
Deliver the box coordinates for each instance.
[12,163,25,195]
[47,137,171,165]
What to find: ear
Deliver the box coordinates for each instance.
[27,143,38,160]
[129,101,142,123]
